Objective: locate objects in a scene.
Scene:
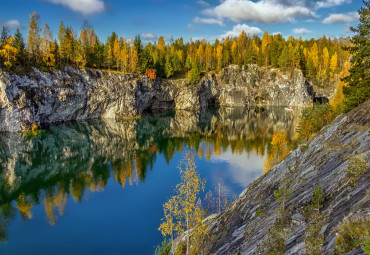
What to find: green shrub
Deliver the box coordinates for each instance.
[334,215,370,254]
[298,103,336,140]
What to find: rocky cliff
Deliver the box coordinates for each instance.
[195,101,370,255]
[0,65,313,132]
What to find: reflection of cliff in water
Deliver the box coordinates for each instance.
[0,107,300,238]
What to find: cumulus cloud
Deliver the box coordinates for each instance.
[193,17,224,26]
[203,0,314,24]
[46,0,106,15]
[323,12,359,24]
[315,0,351,8]
[292,28,312,34]
[220,24,262,38]
[141,33,157,40]
[2,19,21,29]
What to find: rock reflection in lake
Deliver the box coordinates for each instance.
[0,107,300,254]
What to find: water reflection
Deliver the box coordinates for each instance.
[0,107,300,247]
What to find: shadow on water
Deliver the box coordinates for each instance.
[0,106,301,253]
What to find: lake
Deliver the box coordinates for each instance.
[0,107,300,254]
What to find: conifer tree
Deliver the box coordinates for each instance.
[1,26,9,47]
[13,28,26,67]
[343,0,370,111]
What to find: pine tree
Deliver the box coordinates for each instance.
[343,0,370,111]
[134,35,144,73]
[13,28,26,67]
[164,54,174,78]
[1,26,9,48]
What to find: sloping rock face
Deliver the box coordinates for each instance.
[196,101,370,255]
[0,65,313,132]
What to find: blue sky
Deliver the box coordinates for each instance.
[0,0,363,43]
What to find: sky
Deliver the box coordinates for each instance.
[0,0,363,43]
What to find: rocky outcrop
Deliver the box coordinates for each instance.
[195,101,370,254]
[0,65,313,132]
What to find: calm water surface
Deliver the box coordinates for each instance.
[0,107,299,254]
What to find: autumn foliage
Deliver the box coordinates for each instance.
[145,68,156,80]
[263,132,290,174]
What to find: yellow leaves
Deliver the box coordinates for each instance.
[130,45,138,73]
[309,43,319,68]
[263,132,290,174]
[261,30,272,54]
[322,47,329,69]
[159,151,206,254]
[16,193,33,219]
[0,36,18,68]
[330,52,337,73]
[330,61,350,111]
[43,191,67,225]
[41,24,56,67]
[157,36,166,52]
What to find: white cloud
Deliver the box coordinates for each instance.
[46,0,106,15]
[3,19,21,29]
[292,27,312,34]
[323,12,359,24]
[315,0,351,8]
[141,33,157,40]
[193,17,224,26]
[220,24,262,38]
[196,0,210,7]
[203,0,314,24]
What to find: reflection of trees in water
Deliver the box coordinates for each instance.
[0,107,300,238]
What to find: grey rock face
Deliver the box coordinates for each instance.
[0,65,313,132]
[195,101,370,255]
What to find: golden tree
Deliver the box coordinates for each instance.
[130,45,138,73]
[41,24,56,67]
[0,37,18,68]
[159,151,206,255]
[263,133,290,174]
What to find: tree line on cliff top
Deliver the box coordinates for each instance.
[1,13,349,87]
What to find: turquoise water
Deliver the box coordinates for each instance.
[0,107,299,254]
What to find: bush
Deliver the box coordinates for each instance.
[298,103,336,140]
[334,215,370,254]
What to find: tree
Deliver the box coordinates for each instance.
[188,59,201,85]
[130,45,138,73]
[165,55,174,78]
[13,28,26,67]
[1,26,9,47]
[145,68,156,80]
[28,12,41,64]
[58,21,66,66]
[64,27,75,65]
[159,152,206,255]
[41,24,56,67]
[113,37,120,71]
[342,0,370,111]
[157,36,165,52]
[0,37,18,69]
[330,52,337,73]
[263,133,289,174]
[134,35,144,73]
